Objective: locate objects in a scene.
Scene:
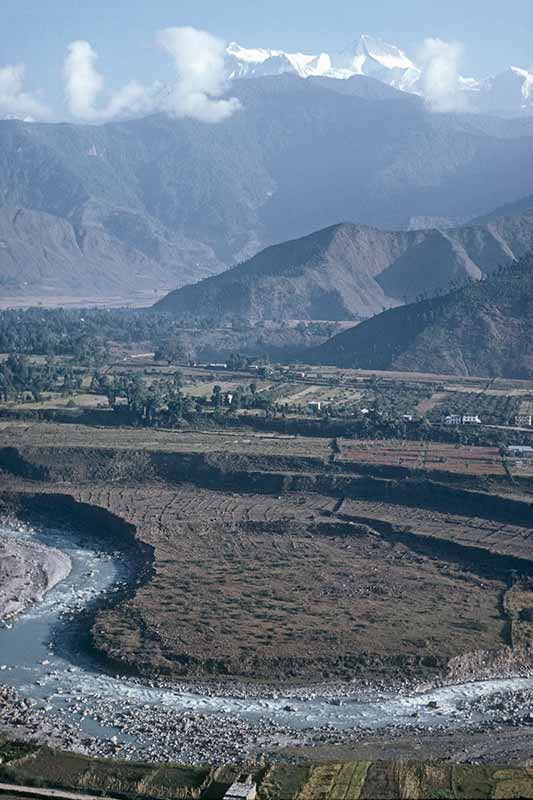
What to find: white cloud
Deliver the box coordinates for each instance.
[64,40,155,122]
[64,41,103,120]
[0,64,49,121]
[157,26,241,123]
[418,38,467,112]
[63,29,240,124]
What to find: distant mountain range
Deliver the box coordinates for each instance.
[2,75,533,304]
[225,36,421,91]
[307,254,533,378]
[155,214,533,323]
[226,35,533,117]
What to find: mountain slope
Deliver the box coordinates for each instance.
[308,254,533,378]
[476,66,533,117]
[2,76,533,302]
[0,207,217,301]
[155,215,533,323]
[473,193,533,224]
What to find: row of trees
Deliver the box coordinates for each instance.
[0,355,82,402]
[90,372,194,426]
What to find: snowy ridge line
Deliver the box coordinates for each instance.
[226,34,533,116]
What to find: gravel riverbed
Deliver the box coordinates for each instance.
[1,517,533,765]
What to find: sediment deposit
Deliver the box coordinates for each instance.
[0,531,71,621]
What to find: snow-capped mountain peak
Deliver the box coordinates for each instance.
[338,34,422,92]
[353,34,418,73]
[469,65,533,115]
[225,42,334,80]
[510,65,533,106]
[225,37,533,117]
[224,35,424,86]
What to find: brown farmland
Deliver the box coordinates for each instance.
[339,439,507,477]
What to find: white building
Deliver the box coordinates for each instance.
[515,415,533,427]
[445,414,481,425]
[308,400,322,412]
[224,775,257,800]
[445,414,462,425]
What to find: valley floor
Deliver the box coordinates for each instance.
[0,290,168,311]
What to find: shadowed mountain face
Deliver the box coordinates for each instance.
[472,194,533,224]
[307,254,533,379]
[0,207,215,301]
[155,215,533,323]
[1,75,533,302]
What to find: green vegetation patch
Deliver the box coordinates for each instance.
[0,736,37,766]
[0,746,209,798]
[3,747,533,800]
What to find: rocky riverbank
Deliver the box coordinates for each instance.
[0,526,71,622]
[0,686,89,753]
[2,678,533,766]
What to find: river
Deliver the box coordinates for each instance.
[1,521,533,750]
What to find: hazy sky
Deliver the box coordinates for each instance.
[2,0,532,117]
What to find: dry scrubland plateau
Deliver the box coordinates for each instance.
[1,421,533,684]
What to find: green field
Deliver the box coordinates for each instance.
[2,743,533,799]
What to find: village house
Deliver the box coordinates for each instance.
[444,414,462,425]
[462,415,482,425]
[308,400,322,412]
[224,774,257,800]
[515,414,533,427]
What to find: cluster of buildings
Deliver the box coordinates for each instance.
[444,413,533,428]
[444,414,482,426]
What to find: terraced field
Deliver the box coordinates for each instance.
[338,440,507,477]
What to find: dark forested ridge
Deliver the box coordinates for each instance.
[2,74,533,302]
[308,254,533,378]
[155,215,533,323]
